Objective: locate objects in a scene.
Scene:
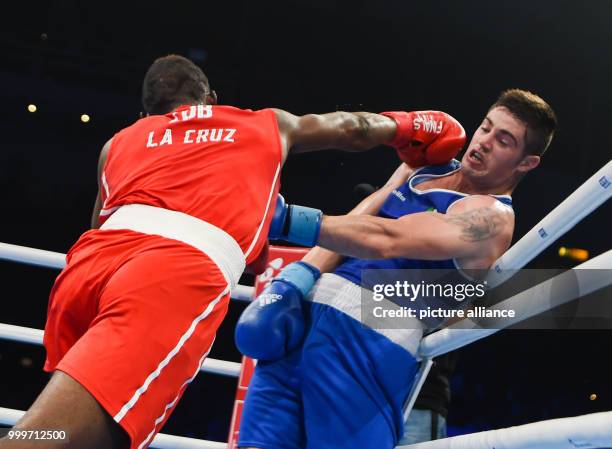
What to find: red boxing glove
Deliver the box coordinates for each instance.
[381,110,466,167]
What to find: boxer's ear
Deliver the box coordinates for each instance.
[517,154,540,173]
[207,90,218,105]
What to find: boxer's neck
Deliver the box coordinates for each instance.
[417,170,513,197]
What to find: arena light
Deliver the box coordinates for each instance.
[558,246,589,262]
[19,357,33,367]
[80,114,90,123]
[590,393,597,401]
[27,104,37,113]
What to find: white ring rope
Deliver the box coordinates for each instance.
[0,406,227,449]
[401,357,434,423]
[0,242,65,270]
[419,248,612,359]
[397,411,612,449]
[486,159,611,288]
[0,242,254,302]
[0,323,241,378]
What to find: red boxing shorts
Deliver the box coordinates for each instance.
[43,205,246,449]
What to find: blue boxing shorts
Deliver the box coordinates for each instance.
[238,274,423,449]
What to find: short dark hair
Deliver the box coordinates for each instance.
[490,89,557,156]
[142,55,210,115]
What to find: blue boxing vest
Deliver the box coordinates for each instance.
[334,160,513,285]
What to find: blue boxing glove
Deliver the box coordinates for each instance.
[268,194,322,247]
[235,261,320,361]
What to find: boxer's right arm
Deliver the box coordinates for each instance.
[273,109,466,167]
[272,109,397,163]
[91,139,111,229]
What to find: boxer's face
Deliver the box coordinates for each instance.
[461,106,540,189]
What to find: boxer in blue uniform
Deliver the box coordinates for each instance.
[237,89,557,449]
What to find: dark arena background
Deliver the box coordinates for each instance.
[1,0,611,444]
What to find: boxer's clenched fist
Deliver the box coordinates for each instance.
[381,110,466,167]
[235,261,320,361]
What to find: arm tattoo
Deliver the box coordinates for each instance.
[440,207,505,242]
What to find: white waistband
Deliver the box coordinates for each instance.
[100,204,245,289]
[306,273,425,356]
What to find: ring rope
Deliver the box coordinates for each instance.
[420,248,612,359]
[0,241,254,302]
[397,411,612,449]
[0,323,241,378]
[486,159,611,288]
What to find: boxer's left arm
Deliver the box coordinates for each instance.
[91,139,111,229]
[317,195,514,269]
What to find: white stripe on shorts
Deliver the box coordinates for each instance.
[136,337,217,449]
[113,285,230,424]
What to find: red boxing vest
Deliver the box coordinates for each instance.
[100,104,282,264]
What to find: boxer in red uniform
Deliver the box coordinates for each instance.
[0,55,463,449]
